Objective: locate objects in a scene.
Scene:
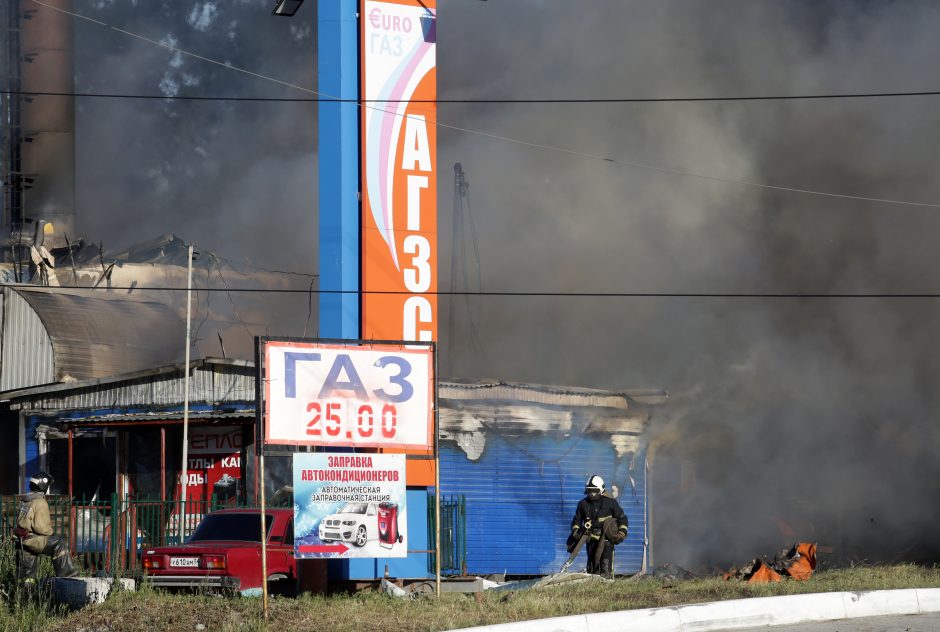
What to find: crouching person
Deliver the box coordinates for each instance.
[14,472,78,582]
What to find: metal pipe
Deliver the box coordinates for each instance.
[160,427,166,504]
[18,411,26,494]
[67,429,73,495]
[646,457,652,572]
[68,428,75,552]
[259,450,269,618]
[434,343,441,597]
[179,243,194,540]
[55,418,251,428]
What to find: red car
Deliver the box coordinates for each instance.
[142,508,296,594]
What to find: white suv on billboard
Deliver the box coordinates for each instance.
[318,502,376,547]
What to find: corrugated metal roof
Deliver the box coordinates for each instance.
[34,412,251,437]
[4,360,663,455]
[40,410,253,427]
[1,287,55,391]
[439,379,669,408]
[4,358,254,410]
[5,284,185,385]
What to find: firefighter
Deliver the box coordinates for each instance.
[569,475,628,578]
[13,472,78,582]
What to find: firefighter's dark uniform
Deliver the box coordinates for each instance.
[15,492,78,580]
[570,493,628,577]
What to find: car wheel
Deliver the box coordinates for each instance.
[354,525,367,547]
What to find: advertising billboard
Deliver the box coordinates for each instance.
[171,426,242,536]
[262,340,433,450]
[361,0,437,343]
[293,452,408,559]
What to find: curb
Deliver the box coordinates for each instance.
[450,588,940,632]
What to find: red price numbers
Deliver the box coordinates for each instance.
[306,400,398,440]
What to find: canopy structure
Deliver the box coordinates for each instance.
[0,284,184,392]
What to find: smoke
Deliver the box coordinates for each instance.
[435,0,940,568]
[73,0,316,272]
[70,0,318,357]
[64,0,940,567]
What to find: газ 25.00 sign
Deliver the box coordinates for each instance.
[263,340,433,450]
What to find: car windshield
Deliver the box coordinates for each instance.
[188,513,273,543]
[339,503,368,515]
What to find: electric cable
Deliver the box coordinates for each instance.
[206,252,316,280]
[23,0,940,210]
[208,253,255,342]
[13,285,940,299]
[302,276,317,338]
[189,256,213,350]
[9,88,940,103]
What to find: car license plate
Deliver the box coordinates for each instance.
[325,532,340,539]
[169,557,200,568]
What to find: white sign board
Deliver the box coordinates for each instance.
[263,340,433,450]
[293,452,407,559]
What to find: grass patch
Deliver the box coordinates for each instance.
[22,564,940,632]
[0,539,69,632]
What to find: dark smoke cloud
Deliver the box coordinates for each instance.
[437,0,940,568]
[72,0,318,357]
[74,0,317,272]
[68,0,940,568]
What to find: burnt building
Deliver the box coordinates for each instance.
[0,284,184,492]
[2,340,665,578]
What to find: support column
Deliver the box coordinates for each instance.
[68,429,76,552]
[318,0,360,339]
[160,427,166,504]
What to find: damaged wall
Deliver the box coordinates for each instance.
[438,381,662,575]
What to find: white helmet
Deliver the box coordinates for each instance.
[29,471,53,494]
[585,475,605,494]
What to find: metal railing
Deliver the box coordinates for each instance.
[427,494,467,576]
[2,492,467,576]
[1,494,248,574]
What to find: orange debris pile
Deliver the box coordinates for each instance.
[783,542,817,581]
[723,542,817,583]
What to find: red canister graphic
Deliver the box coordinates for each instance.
[377,502,403,548]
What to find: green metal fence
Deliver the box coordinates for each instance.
[1,494,249,574]
[3,492,466,576]
[427,494,467,576]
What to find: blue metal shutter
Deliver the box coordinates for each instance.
[440,433,646,576]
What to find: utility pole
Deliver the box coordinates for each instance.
[179,243,194,541]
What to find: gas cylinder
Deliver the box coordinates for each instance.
[377,502,402,547]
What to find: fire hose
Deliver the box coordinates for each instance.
[559,531,591,573]
[560,518,625,574]
[559,520,592,574]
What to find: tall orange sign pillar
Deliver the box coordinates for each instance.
[360,0,437,486]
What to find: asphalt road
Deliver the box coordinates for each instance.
[729,612,940,631]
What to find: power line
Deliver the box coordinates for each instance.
[28,0,321,95]
[16,286,940,299]
[205,251,317,280]
[25,0,940,210]
[13,90,937,209]
[208,253,254,341]
[8,88,940,103]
